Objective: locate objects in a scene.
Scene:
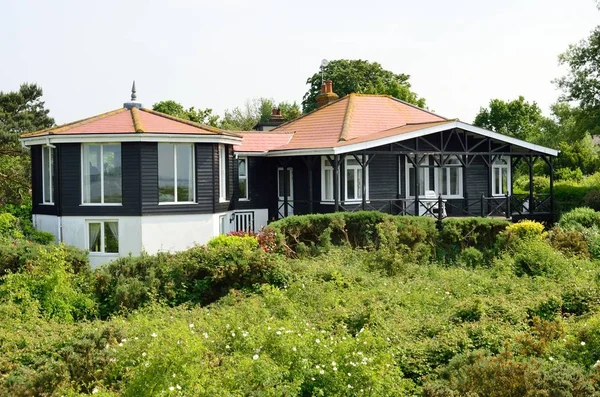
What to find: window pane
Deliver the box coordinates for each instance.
[176,144,194,202]
[103,144,122,203]
[104,222,119,253]
[238,158,247,177]
[347,169,355,200]
[158,144,175,202]
[324,168,333,200]
[88,223,101,252]
[239,178,247,199]
[346,158,359,167]
[356,169,363,199]
[83,145,102,203]
[43,147,52,203]
[219,145,226,200]
[409,167,415,197]
[278,169,285,197]
[502,168,508,194]
[450,168,459,195]
[441,168,448,195]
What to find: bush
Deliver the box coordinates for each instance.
[583,189,600,211]
[0,213,23,239]
[458,247,485,268]
[549,228,590,258]
[502,219,547,242]
[558,207,600,230]
[437,218,509,261]
[511,239,569,278]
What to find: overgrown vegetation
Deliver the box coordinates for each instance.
[3,209,600,395]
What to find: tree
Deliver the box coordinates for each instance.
[152,100,219,127]
[301,59,426,113]
[473,96,546,141]
[0,83,54,205]
[219,98,301,130]
[555,25,600,136]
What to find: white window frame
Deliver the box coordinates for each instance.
[438,155,463,198]
[344,155,369,202]
[405,155,463,199]
[238,156,249,201]
[321,156,339,202]
[492,156,511,196]
[86,220,119,255]
[219,144,227,202]
[41,145,54,204]
[81,143,122,206]
[158,143,196,204]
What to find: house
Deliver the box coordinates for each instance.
[21,82,558,267]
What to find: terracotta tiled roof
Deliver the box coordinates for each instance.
[21,107,240,138]
[270,94,446,151]
[234,132,294,152]
[337,120,453,147]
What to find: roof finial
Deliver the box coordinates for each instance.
[131,80,137,101]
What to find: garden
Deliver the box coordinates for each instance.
[2,208,600,395]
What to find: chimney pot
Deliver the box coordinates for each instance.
[316,80,339,108]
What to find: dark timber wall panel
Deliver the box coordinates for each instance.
[235,156,272,211]
[366,153,398,200]
[213,144,235,213]
[59,143,141,216]
[141,142,214,215]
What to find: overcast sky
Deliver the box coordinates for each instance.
[2,0,598,125]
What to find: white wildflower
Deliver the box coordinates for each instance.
[176,384,181,390]
[276,330,282,335]
[189,323,194,328]
[142,352,147,357]
[331,361,337,367]
[319,369,325,375]
[231,331,236,337]
[92,387,99,394]
[253,354,259,360]
[292,346,297,352]
[151,333,157,338]
[242,331,249,338]
[315,339,320,344]
[225,345,230,349]
[203,332,209,339]
[549,356,554,361]
[169,386,175,391]
[581,341,586,346]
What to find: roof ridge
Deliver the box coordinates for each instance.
[140,108,241,137]
[338,94,355,141]
[271,95,348,132]
[21,108,127,137]
[130,107,145,133]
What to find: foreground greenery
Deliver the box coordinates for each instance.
[2,210,600,395]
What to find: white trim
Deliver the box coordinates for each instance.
[219,144,227,202]
[238,156,249,200]
[491,155,511,196]
[21,134,241,147]
[41,145,54,204]
[264,121,558,157]
[158,143,196,204]
[321,156,336,202]
[344,155,369,202]
[277,167,294,201]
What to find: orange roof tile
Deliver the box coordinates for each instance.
[337,120,453,147]
[270,94,446,151]
[21,107,240,138]
[235,132,294,152]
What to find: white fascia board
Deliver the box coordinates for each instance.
[20,134,242,146]
[333,121,559,156]
[233,151,270,156]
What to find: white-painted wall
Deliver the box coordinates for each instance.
[31,208,270,268]
[140,213,221,255]
[33,214,59,243]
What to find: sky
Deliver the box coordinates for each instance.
[2,0,598,125]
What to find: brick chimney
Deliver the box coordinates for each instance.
[269,108,284,123]
[316,80,339,108]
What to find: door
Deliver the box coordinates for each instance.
[277,167,294,218]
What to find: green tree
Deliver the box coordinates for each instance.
[219,98,300,130]
[473,96,546,141]
[152,100,220,127]
[301,59,426,113]
[555,25,600,136]
[0,83,54,205]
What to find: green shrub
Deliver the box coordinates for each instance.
[527,296,562,321]
[561,287,600,316]
[558,207,600,230]
[511,239,569,278]
[437,217,509,261]
[458,247,485,268]
[583,189,600,211]
[549,228,590,258]
[502,219,547,243]
[207,234,259,250]
[0,245,97,322]
[452,299,484,323]
[0,213,23,239]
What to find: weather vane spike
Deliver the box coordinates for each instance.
[131,80,137,101]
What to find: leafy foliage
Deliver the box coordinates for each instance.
[302,59,426,113]
[152,100,220,126]
[219,97,300,130]
[473,96,546,141]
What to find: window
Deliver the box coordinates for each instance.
[406,155,463,198]
[42,146,54,204]
[321,156,335,201]
[492,156,511,196]
[219,144,227,202]
[238,157,248,200]
[345,156,368,201]
[82,144,122,204]
[158,143,194,203]
[87,220,119,254]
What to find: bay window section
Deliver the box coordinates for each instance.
[82,144,122,204]
[88,220,119,254]
[492,156,510,196]
[42,146,54,204]
[158,143,194,203]
[238,157,248,200]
